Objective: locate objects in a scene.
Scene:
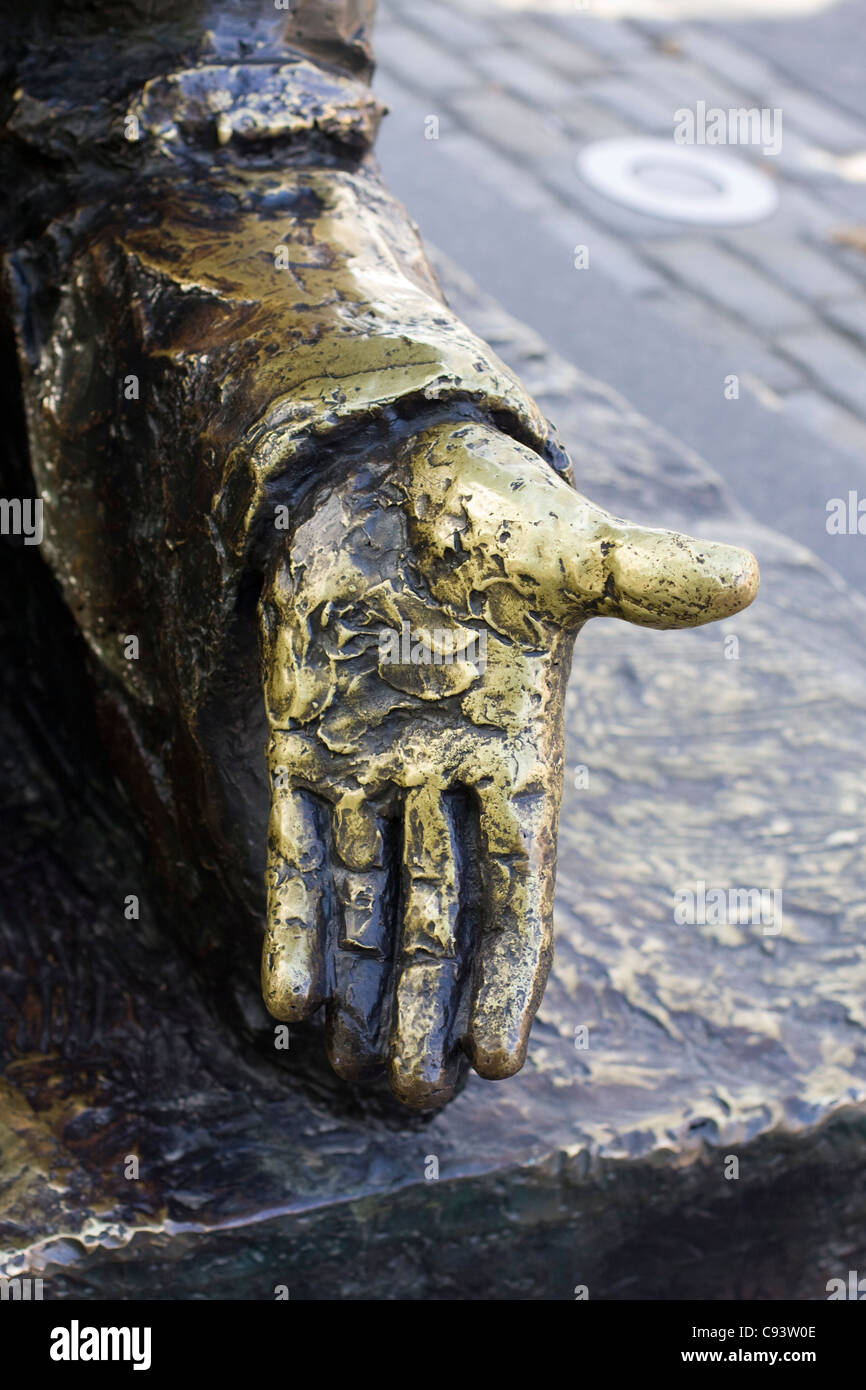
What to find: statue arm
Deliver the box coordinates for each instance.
[1,0,759,1108]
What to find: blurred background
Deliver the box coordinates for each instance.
[372,0,866,590]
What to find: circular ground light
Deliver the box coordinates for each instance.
[577,137,779,225]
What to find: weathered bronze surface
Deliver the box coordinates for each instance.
[1,244,862,1299]
[1,0,757,1109]
[259,422,756,1107]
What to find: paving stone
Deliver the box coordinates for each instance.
[722,230,862,304]
[764,126,856,186]
[622,53,752,122]
[784,388,866,458]
[541,209,668,296]
[450,87,574,165]
[436,0,502,17]
[824,297,866,349]
[644,240,817,335]
[372,22,478,96]
[541,12,651,60]
[501,16,606,80]
[831,244,866,289]
[373,68,458,139]
[582,75,680,134]
[444,129,558,217]
[722,7,866,127]
[777,325,866,420]
[673,28,780,100]
[647,287,806,395]
[769,85,866,156]
[471,46,578,109]
[821,181,866,224]
[536,148,601,212]
[559,95,633,144]
[770,184,849,240]
[399,1,492,53]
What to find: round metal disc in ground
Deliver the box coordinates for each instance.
[577,137,779,225]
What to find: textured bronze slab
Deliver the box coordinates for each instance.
[1,256,863,1299]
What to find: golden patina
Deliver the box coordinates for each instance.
[2,2,758,1110]
[259,418,757,1107]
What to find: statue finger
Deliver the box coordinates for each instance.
[467,784,555,1080]
[389,784,465,1110]
[261,780,329,1023]
[400,420,758,634]
[592,523,759,631]
[326,799,395,1080]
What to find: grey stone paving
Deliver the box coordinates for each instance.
[722,0,866,124]
[371,0,866,592]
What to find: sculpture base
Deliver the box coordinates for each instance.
[2,256,865,1300]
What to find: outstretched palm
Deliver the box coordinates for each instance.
[260,421,758,1107]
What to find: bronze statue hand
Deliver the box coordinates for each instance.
[0,0,761,1120]
[259,421,758,1107]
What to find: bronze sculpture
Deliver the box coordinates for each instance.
[1,0,758,1108]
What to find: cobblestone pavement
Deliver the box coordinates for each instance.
[371,0,866,585]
